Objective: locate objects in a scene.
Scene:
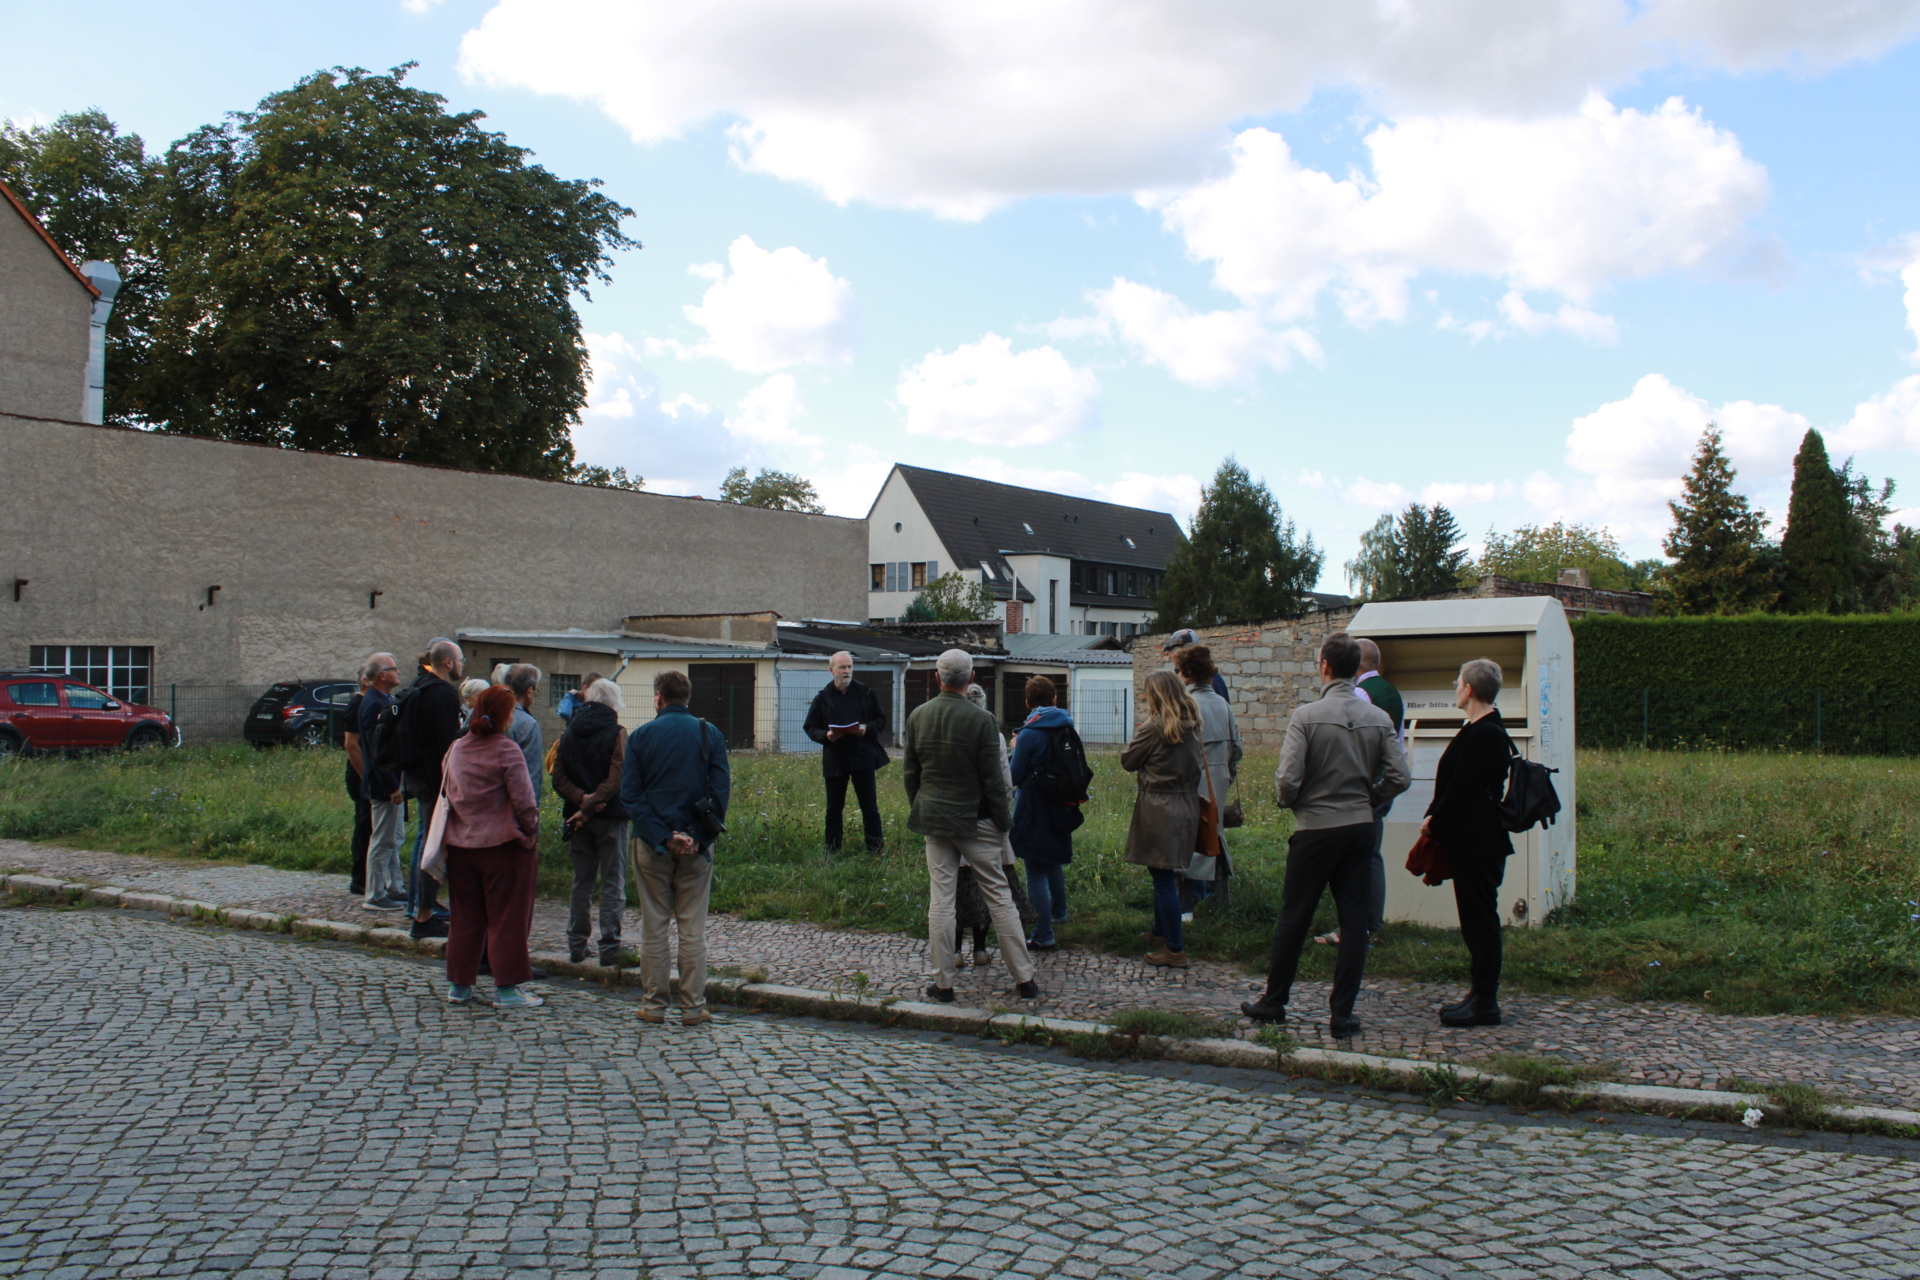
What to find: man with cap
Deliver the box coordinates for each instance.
[1163,628,1230,701]
[904,648,1041,1004]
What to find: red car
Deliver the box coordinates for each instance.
[0,671,181,757]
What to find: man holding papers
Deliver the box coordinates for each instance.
[803,651,891,853]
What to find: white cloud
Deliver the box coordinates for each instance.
[726,373,818,445]
[1337,476,1514,511]
[1836,375,1920,452]
[456,0,1917,217]
[577,333,737,492]
[1152,97,1767,326]
[1342,477,1414,509]
[1059,278,1321,388]
[675,236,858,373]
[1497,292,1621,344]
[896,334,1100,446]
[401,0,443,11]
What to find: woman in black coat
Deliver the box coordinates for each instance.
[1421,658,1513,1028]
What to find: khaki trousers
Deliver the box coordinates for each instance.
[925,821,1034,989]
[630,842,713,1011]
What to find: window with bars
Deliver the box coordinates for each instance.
[29,645,154,704]
[550,674,582,710]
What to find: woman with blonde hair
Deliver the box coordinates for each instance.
[1121,669,1206,967]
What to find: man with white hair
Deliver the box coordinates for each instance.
[504,663,545,801]
[903,648,1040,1003]
[802,650,889,853]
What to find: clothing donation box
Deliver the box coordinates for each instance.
[1350,597,1575,930]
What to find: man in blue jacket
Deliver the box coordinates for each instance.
[620,669,731,1027]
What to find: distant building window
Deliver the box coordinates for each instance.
[1022,522,1034,534]
[1126,572,1139,596]
[911,562,929,589]
[550,675,582,710]
[870,564,886,590]
[31,645,153,704]
[1106,570,1118,595]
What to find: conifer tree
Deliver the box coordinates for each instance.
[1661,427,1775,614]
[1780,429,1855,613]
[1153,458,1323,628]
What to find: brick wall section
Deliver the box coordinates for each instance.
[1134,604,1361,748]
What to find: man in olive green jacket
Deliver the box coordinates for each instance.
[904,648,1040,1003]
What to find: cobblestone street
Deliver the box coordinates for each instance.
[4,906,1919,1279]
[8,840,1920,1111]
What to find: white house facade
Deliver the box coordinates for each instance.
[865,464,1178,636]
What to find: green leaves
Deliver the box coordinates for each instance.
[1345,503,1468,600]
[1781,429,1856,614]
[1662,426,1777,614]
[718,466,825,512]
[1153,457,1323,629]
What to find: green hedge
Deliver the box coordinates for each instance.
[1572,614,1920,691]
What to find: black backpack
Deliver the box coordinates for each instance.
[1035,724,1094,804]
[369,686,421,775]
[1496,744,1562,832]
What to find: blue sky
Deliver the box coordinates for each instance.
[9,1,1920,589]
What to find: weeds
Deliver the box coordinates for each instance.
[1722,1077,1841,1128]
[8,744,1920,1016]
[1416,1064,1474,1107]
[1253,1026,1299,1057]
[1107,1007,1237,1039]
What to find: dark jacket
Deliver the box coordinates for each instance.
[553,701,629,822]
[619,704,731,858]
[903,691,1012,839]
[803,678,890,776]
[1426,712,1514,861]
[1009,705,1083,866]
[358,687,400,800]
[401,669,463,802]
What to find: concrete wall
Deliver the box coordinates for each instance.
[0,414,868,691]
[1134,607,1361,748]
[0,202,90,421]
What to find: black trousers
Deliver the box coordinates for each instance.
[825,769,884,851]
[346,766,371,893]
[1261,822,1375,1018]
[1451,849,1506,1000]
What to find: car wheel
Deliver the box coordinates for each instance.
[128,725,167,751]
[0,730,22,760]
[295,722,327,748]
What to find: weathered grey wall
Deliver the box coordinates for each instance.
[0,203,90,421]
[0,414,867,689]
[1134,607,1360,748]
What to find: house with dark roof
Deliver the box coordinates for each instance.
[0,179,116,423]
[865,464,1179,637]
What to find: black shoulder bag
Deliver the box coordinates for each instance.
[690,718,728,844]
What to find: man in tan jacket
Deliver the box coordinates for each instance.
[1243,632,1409,1038]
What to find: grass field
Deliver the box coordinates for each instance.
[3,743,1917,1017]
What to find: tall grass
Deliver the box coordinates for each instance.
[3,743,1917,1016]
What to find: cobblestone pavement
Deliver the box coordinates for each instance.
[4,908,1918,1280]
[9,839,1920,1111]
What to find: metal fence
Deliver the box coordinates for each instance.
[1578,687,1920,756]
[166,685,271,744]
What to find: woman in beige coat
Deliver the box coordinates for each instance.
[1122,670,1206,968]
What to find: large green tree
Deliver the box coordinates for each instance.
[130,65,635,478]
[1345,503,1467,600]
[1780,429,1856,613]
[1662,427,1776,614]
[0,109,160,420]
[1468,521,1634,591]
[1153,458,1323,628]
[718,466,824,513]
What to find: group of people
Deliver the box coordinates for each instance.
[339,641,729,1022]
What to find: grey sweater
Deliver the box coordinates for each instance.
[1274,679,1410,830]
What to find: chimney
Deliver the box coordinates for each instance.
[1557,567,1591,589]
[79,261,121,425]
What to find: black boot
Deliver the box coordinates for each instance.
[1439,991,1502,1027]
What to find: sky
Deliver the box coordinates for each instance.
[8,1,1920,591]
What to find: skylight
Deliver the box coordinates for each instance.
[1124,536,1136,548]
[1022,522,1034,534]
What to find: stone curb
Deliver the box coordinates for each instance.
[7,872,1918,1136]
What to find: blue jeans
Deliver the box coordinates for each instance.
[1025,863,1068,945]
[1150,867,1184,952]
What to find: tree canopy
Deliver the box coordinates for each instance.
[1153,458,1323,629]
[7,69,637,480]
[1661,427,1776,614]
[1345,503,1468,600]
[718,466,824,513]
[905,572,994,623]
[1780,429,1856,614]
[1470,521,1634,591]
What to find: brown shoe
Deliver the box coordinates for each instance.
[680,1008,713,1028]
[1144,948,1189,968]
[635,1008,667,1025]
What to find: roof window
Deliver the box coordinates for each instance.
[1124,536,1137,548]
[1022,522,1034,534]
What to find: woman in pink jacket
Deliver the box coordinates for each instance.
[443,685,543,1007]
